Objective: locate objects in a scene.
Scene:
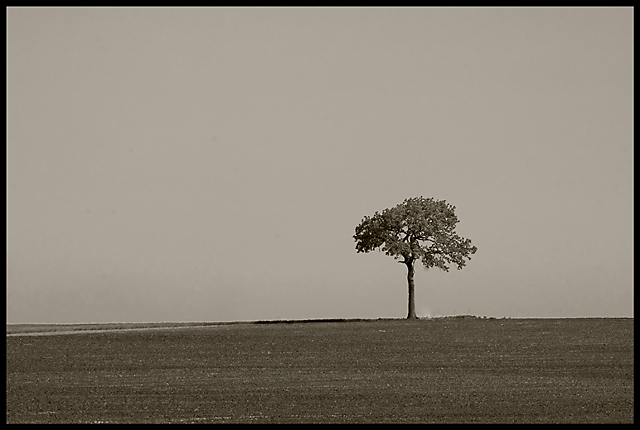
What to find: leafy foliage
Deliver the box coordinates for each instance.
[354,197,477,271]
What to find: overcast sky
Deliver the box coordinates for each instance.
[7,7,633,323]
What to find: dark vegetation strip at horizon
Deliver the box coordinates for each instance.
[6,315,633,335]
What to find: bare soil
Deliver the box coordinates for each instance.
[5,318,634,423]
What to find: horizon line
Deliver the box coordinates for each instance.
[6,315,634,326]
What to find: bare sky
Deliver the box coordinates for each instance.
[7,7,633,323]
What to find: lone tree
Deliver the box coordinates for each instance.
[353,197,477,319]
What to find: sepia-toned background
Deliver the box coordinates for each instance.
[7,7,633,323]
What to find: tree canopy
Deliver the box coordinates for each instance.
[354,196,477,270]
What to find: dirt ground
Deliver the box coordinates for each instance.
[6,318,634,423]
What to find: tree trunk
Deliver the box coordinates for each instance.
[406,260,417,319]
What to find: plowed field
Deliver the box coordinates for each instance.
[6,318,634,423]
